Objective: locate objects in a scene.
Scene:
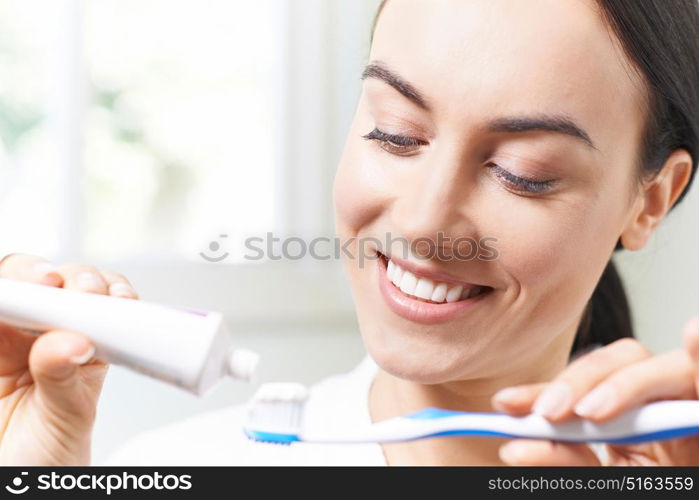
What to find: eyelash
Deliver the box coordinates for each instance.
[361,127,426,156]
[362,127,556,194]
[486,164,556,194]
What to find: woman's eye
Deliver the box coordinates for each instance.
[487,163,556,194]
[362,127,426,156]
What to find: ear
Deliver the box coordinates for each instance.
[620,149,693,251]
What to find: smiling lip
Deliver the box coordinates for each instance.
[376,253,492,324]
[386,253,489,289]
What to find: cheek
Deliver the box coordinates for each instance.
[503,205,599,282]
[333,164,364,238]
[333,137,391,239]
[493,187,627,332]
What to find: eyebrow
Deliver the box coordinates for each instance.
[485,115,597,150]
[361,61,429,110]
[361,61,597,150]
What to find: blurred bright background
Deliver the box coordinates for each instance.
[0,0,696,464]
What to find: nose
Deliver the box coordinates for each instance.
[390,150,480,258]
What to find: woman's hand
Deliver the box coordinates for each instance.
[0,253,138,465]
[491,317,699,465]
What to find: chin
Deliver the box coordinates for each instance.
[361,326,482,384]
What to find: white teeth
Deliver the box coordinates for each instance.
[460,286,482,300]
[414,278,435,300]
[391,266,403,287]
[445,285,463,303]
[430,283,448,302]
[387,259,395,280]
[386,258,485,304]
[399,271,418,295]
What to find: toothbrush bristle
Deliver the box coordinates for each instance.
[244,382,309,444]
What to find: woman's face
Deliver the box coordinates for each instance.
[333,0,648,383]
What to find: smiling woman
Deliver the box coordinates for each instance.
[0,0,698,467]
[333,0,699,465]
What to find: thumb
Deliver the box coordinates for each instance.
[28,330,101,419]
[499,439,601,466]
[682,316,699,396]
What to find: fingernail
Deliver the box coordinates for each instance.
[76,271,102,291]
[494,387,525,402]
[34,261,55,274]
[109,282,135,297]
[685,317,699,335]
[532,382,572,418]
[34,261,57,277]
[69,345,95,365]
[499,441,527,464]
[492,387,526,411]
[686,317,699,368]
[574,384,615,418]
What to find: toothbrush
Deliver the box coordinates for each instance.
[243,383,699,445]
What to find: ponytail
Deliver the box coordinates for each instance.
[571,253,633,356]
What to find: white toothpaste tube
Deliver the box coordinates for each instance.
[0,278,259,396]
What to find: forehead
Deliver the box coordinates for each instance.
[370,0,647,155]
